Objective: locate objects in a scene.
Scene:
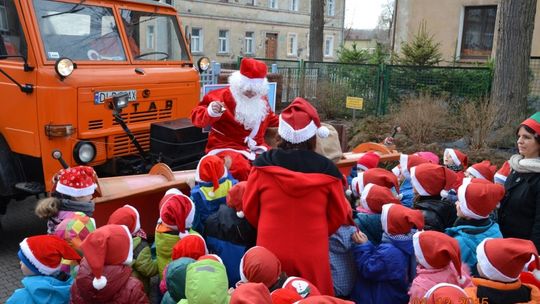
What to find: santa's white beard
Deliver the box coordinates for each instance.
[229,72,269,130]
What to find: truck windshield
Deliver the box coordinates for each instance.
[120,9,189,61]
[34,0,126,61]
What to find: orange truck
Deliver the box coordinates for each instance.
[0,0,209,213]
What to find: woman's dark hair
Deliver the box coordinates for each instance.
[517,125,540,145]
[277,135,317,151]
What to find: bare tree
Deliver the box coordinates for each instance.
[309,0,324,61]
[491,0,537,124]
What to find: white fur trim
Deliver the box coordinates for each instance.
[124,204,141,234]
[93,276,107,290]
[413,231,433,269]
[356,173,365,196]
[410,167,430,196]
[457,179,486,220]
[165,188,182,195]
[360,183,375,212]
[278,115,317,144]
[207,148,256,161]
[55,182,96,197]
[120,225,134,265]
[20,238,61,275]
[391,166,400,177]
[236,211,245,218]
[185,199,196,229]
[466,167,486,180]
[476,238,516,282]
[234,71,266,87]
[447,149,461,166]
[239,246,260,283]
[424,283,466,299]
[380,203,392,234]
[494,173,507,184]
[207,102,224,118]
[357,164,368,172]
[317,126,329,138]
[282,276,300,287]
[533,269,540,280]
[400,154,410,178]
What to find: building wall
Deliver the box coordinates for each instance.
[343,39,377,51]
[392,0,540,63]
[176,0,345,64]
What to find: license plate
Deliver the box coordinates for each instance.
[94,90,137,104]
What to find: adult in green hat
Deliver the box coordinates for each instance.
[498,112,540,251]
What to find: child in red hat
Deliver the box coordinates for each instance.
[154,188,196,279]
[423,283,468,304]
[351,203,424,304]
[395,153,430,208]
[409,231,472,302]
[71,224,149,303]
[231,282,272,304]
[445,178,504,275]
[204,181,257,287]
[465,238,540,303]
[465,160,497,182]
[237,246,288,291]
[191,155,238,233]
[6,235,81,304]
[108,204,157,294]
[35,166,97,234]
[346,151,380,189]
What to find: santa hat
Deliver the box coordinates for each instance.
[356,152,380,172]
[520,111,540,136]
[237,57,268,85]
[159,192,196,237]
[391,165,401,177]
[477,238,540,282]
[271,288,303,304]
[399,154,430,179]
[466,160,497,182]
[352,168,400,197]
[197,254,223,263]
[80,224,133,290]
[381,203,424,235]
[195,155,228,197]
[413,231,465,284]
[444,148,468,168]
[494,161,511,184]
[278,97,329,144]
[54,212,96,254]
[282,276,321,298]
[360,183,401,213]
[227,181,247,218]
[424,283,468,304]
[231,283,272,304]
[457,178,505,219]
[55,166,97,197]
[172,234,208,260]
[239,246,281,288]
[18,235,81,276]
[410,163,457,197]
[107,204,141,235]
[414,151,440,164]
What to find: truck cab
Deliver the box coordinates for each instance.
[0,0,205,209]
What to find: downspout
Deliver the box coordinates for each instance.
[391,0,398,53]
[341,0,346,47]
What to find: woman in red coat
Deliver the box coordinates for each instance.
[243,97,353,296]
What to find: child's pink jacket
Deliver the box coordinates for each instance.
[408,263,473,303]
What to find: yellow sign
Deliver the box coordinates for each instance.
[346,96,364,110]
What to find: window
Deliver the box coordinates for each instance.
[191,28,203,53]
[460,5,497,59]
[0,5,8,31]
[269,0,278,9]
[287,33,297,56]
[290,0,298,11]
[218,29,229,53]
[327,0,335,16]
[245,31,254,54]
[324,35,334,57]
[0,0,27,57]
[146,25,155,49]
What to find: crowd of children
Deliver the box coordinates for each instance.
[6,112,540,304]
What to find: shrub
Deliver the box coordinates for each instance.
[457,98,499,150]
[399,20,443,66]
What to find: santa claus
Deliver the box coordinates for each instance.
[191,58,279,180]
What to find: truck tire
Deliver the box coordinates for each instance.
[0,134,24,200]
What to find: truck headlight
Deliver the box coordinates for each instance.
[55,57,75,79]
[73,141,96,164]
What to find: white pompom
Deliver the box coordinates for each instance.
[317,126,329,138]
[397,193,404,200]
[457,275,466,285]
[236,211,245,218]
[440,189,449,198]
[345,189,352,197]
[165,188,181,196]
[208,191,215,197]
[93,276,107,290]
[533,269,540,281]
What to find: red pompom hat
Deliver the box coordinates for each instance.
[352,168,400,197]
[494,161,511,184]
[477,238,540,282]
[359,183,401,213]
[195,155,228,197]
[18,235,81,276]
[466,160,497,182]
[55,166,97,197]
[444,148,468,168]
[239,246,282,288]
[424,283,468,304]
[413,231,466,284]
[282,276,321,299]
[381,203,424,235]
[271,288,303,304]
[227,181,247,218]
[81,224,133,290]
[107,204,141,235]
[278,97,329,144]
[356,152,380,172]
[239,57,268,85]
[172,234,208,260]
[231,283,272,304]
[399,154,430,179]
[158,190,196,237]
[457,178,505,219]
[410,163,457,197]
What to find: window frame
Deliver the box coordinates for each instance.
[244,31,254,54]
[287,32,298,56]
[218,29,229,54]
[191,27,203,53]
[324,35,334,57]
[0,5,8,31]
[459,5,497,60]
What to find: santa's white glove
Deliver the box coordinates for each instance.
[245,137,257,151]
[208,101,226,117]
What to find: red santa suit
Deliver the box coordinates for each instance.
[243,98,353,296]
[191,58,278,180]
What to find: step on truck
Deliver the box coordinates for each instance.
[0,0,209,213]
